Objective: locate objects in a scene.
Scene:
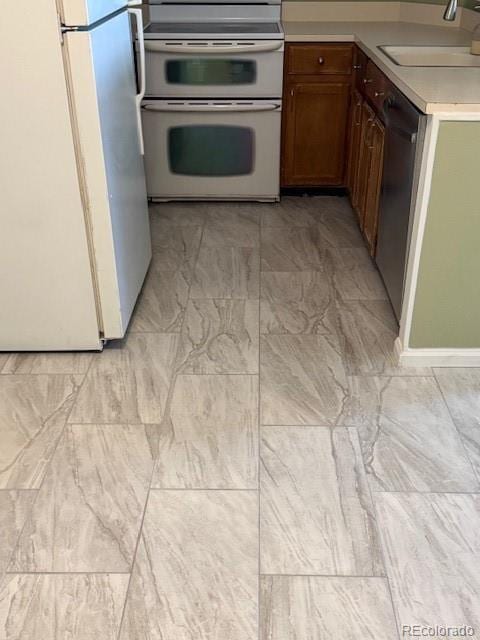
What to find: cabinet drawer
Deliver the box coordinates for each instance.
[362,60,388,111]
[354,47,368,91]
[286,44,353,75]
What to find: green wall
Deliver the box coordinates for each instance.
[410,122,480,349]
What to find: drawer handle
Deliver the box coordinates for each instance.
[318,57,325,64]
[374,91,385,98]
[363,78,373,84]
[353,64,362,70]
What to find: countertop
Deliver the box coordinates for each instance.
[282,21,480,113]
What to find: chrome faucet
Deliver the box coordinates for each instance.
[443,0,457,21]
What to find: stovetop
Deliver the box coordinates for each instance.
[145,4,284,41]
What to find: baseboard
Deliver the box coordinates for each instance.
[395,337,480,367]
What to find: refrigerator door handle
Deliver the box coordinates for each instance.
[128,6,146,155]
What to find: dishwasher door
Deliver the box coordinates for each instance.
[375,89,424,322]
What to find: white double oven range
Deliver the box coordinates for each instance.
[140,0,284,200]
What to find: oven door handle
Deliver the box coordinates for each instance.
[142,103,281,113]
[143,41,284,54]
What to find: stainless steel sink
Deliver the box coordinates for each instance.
[379,45,480,67]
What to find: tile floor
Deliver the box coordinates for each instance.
[1,196,480,639]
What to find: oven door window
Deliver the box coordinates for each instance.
[166,59,257,86]
[168,125,254,176]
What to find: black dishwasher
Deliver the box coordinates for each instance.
[375,86,426,322]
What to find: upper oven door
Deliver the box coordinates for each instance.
[141,41,284,98]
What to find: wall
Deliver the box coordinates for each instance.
[409,122,480,349]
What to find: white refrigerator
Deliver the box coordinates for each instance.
[0,0,151,351]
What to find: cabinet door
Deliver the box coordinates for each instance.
[282,81,351,187]
[346,89,363,203]
[363,117,385,256]
[354,101,375,226]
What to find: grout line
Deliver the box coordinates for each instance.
[5,571,131,576]
[148,487,257,492]
[257,209,262,640]
[116,204,208,640]
[260,573,392,579]
[372,495,403,640]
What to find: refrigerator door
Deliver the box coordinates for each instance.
[64,9,151,339]
[0,0,101,350]
[59,0,127,27]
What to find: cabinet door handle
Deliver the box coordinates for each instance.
[353,64,362,70]
[318,57,325,64]
[374,91,385,98]
[290,88,294,97]
[363,78,373,84]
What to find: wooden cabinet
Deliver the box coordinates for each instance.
[281,43,387,253]
[353,47,368,92]
[346,88,363,205]
[362,60,388,112]
[363,118,385,255]
[286,43,353,75]
[281,43,353,187]
[282,81,351,186]
[353,101,385,255]
[355,101,375,225]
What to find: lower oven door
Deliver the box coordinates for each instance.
[142,99,281,200]
[140,41,284,98]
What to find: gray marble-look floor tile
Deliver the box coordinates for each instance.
[261,226,327,272]
[333,267,388,301]
[69,333,178,424]
[327,247,377,272]
[260,271,337,335]
[260,197,319,227]
[119,490,258,640]
[434,368,480,479]
[260,334,348,425]
[0,574,129,640]
[0,491,36,576]
[313,208,365,249]
[130,264,189,333]
[152,374,258,489]
[0,375,82,489]
[176,299,259,374]
[10,424,154,572]
[375,492,480,636]
[260,426,384,576]
[149,220,202,275]
[261,576,399,640]
[191,246,260,299]
[149,202,207,226]
[344,376,479,492]
[0,352,92,375]
[202,208,259,247]
[337,300,431,376]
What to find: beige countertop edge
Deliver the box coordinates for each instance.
[283,22,480,115]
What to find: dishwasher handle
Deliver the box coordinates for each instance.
[382,94,419,145]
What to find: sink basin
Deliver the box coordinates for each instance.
[379,45,480,67]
